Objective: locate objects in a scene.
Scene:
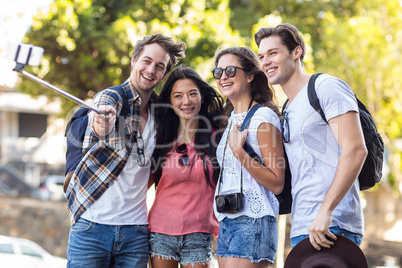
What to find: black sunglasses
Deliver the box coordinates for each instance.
[137,135,145,166]
[281,110,290,143]
[176,143,190,166]
[212,66,245,80]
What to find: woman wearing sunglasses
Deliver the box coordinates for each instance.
[212,47,285,268]
[149,66,224,268]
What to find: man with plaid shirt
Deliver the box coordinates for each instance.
[66,33,186,267]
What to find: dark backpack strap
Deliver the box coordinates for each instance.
[240,104,262,131]
[241,103,292,213]
[64,84,130,178]
[241,104,264,165]
[282,73,323,116]
[108,85,133,153]
[108,85,129,116]
[307,73,327,123]
[64,106,89,137]
[66,85,129,152]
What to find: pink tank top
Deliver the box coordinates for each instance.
[148,142,219,236]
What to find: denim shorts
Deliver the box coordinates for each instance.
[290,226,363,248]
[67,218,149,268]
[216,215,278,263]
[149,232,214,266]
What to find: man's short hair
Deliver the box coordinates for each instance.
[132,33,187,75]
[254,23,306,64]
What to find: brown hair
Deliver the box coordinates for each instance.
[213,47,279,126]
[132,33,187,75]
[254,23,306,65]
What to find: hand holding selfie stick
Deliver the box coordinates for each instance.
[9,43,104,115]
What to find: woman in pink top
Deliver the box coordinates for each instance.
[149,66,224,268]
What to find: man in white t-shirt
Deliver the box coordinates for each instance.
[254,23,368,251]
[65,33,186,267]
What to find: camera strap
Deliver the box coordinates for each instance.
[216,121,239,196]
[217,99,260,196]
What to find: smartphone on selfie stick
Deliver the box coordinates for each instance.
[6,43,103,114]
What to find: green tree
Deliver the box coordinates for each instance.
[17,0,402,191]
[21,0,136,113]
[21,0,242,115]
[230,0,359,47]
[247,0,402,191]
[315,1,402,141]
[316,0,402,190]
[238,0,402,141]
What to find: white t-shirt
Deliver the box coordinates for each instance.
[82,107,156,225]
[214,106,281,221]
[284,74,364,238]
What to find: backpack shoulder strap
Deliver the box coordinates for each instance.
[240,104,262,131]
[307,73,327,123]
[108,85,129,116]
[64,106,89,137]
[241,104,264,165]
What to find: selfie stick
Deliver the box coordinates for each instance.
[13,63,104,114]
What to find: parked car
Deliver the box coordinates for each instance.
[0,235,67,268]
[31,175,66,201]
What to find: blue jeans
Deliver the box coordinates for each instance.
[67,218,149,268]
[291,226,363,248]
[217,215,278,264]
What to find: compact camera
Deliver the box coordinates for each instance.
[215,193,243,213]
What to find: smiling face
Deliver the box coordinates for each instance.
[170,78,202,123]
[216,54,253,102]
[130,43,170,94]
[258,35,298,86]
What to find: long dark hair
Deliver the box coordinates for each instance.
[152,66,224,187]
[213,47,279,127]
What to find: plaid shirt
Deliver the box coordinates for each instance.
[66,78,158,225]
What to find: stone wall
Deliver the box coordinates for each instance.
[0,195,70,258]
[0,183,401,266]
[362,184,402,267]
